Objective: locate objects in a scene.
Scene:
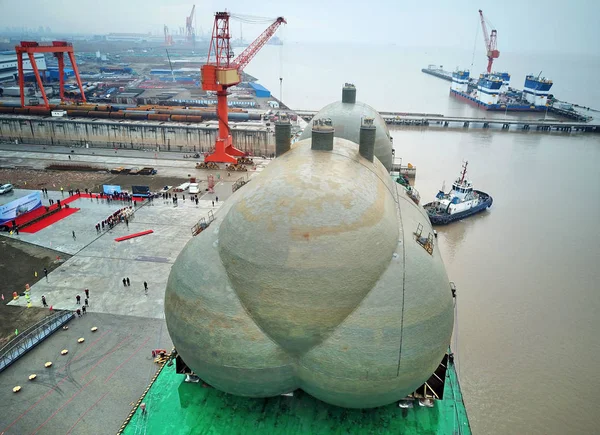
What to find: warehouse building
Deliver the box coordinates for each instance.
[0,51,47,83]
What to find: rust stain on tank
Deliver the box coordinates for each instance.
[289,182,389,240]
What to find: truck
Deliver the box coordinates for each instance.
[174,182,190,192]
[138,167,157,175]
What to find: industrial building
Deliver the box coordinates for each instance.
[248,82,271,98]
[0,51,46,82]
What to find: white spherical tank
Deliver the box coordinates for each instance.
[165,120,453,409]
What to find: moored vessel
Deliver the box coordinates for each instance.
[449,69,553,112]
[424,161,492,225]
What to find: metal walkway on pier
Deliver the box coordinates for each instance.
[295,111,599,133]
[0,310,74,373]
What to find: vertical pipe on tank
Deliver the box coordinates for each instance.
[342,83,356,104]
[275,118,291,157]
[311,118,334,151]
[359,117,376,162]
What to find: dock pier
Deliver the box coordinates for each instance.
[421,66,453,82]
[295,111,599,133]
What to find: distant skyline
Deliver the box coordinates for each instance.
[0,0,598,54]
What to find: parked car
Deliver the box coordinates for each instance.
[189,183,200,194]
[0,183,13,194]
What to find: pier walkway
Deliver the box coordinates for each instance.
[295,111,600,133]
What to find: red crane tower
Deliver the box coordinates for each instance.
[479,9,499,73]
[15,41,86,109]
[186,5,196,43]
[201,12,286,163]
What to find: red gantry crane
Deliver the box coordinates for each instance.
[15,41,86,109]
[478,9,499,73]
[201,12,286,163]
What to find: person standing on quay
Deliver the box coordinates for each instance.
[144,281,148,295]
[76,294,81,304]
[85,288,89,299]
[41,295,48,307]
[126,277,130,286]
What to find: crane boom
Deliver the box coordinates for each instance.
[478,10,490,51]
[478,9,500,73]
[186,5,196,42]
[232,17,286,71]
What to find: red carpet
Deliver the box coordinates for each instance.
[12,192,143,233]
[20,207,80,233]
[14,194,81,227]
[114,230,153,242]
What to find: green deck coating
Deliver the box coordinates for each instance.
[122,359,471,435]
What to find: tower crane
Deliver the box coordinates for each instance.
[186,5,196,43]
[478,9,499,73]
[201,12,286,163]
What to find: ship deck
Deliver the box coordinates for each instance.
[121,358,471,435]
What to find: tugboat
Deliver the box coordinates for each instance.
[423,161,493,225]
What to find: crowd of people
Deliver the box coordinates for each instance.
[161,191,200,206]
[95,206,134,232]
[74,288,90,317]
[91,190,139,204]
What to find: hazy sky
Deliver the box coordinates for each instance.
[0,0,598,54]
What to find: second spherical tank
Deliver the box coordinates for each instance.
[298,85,394,172]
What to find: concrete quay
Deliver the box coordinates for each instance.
[0,177,236,434]
[5,187,227,318]
[0,142,270,180]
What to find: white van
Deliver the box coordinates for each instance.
[175,182,190,192]
[189,183,200,194]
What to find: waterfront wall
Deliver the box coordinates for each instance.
[0,116,276,155]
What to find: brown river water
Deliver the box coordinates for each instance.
[249,42,600,433]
